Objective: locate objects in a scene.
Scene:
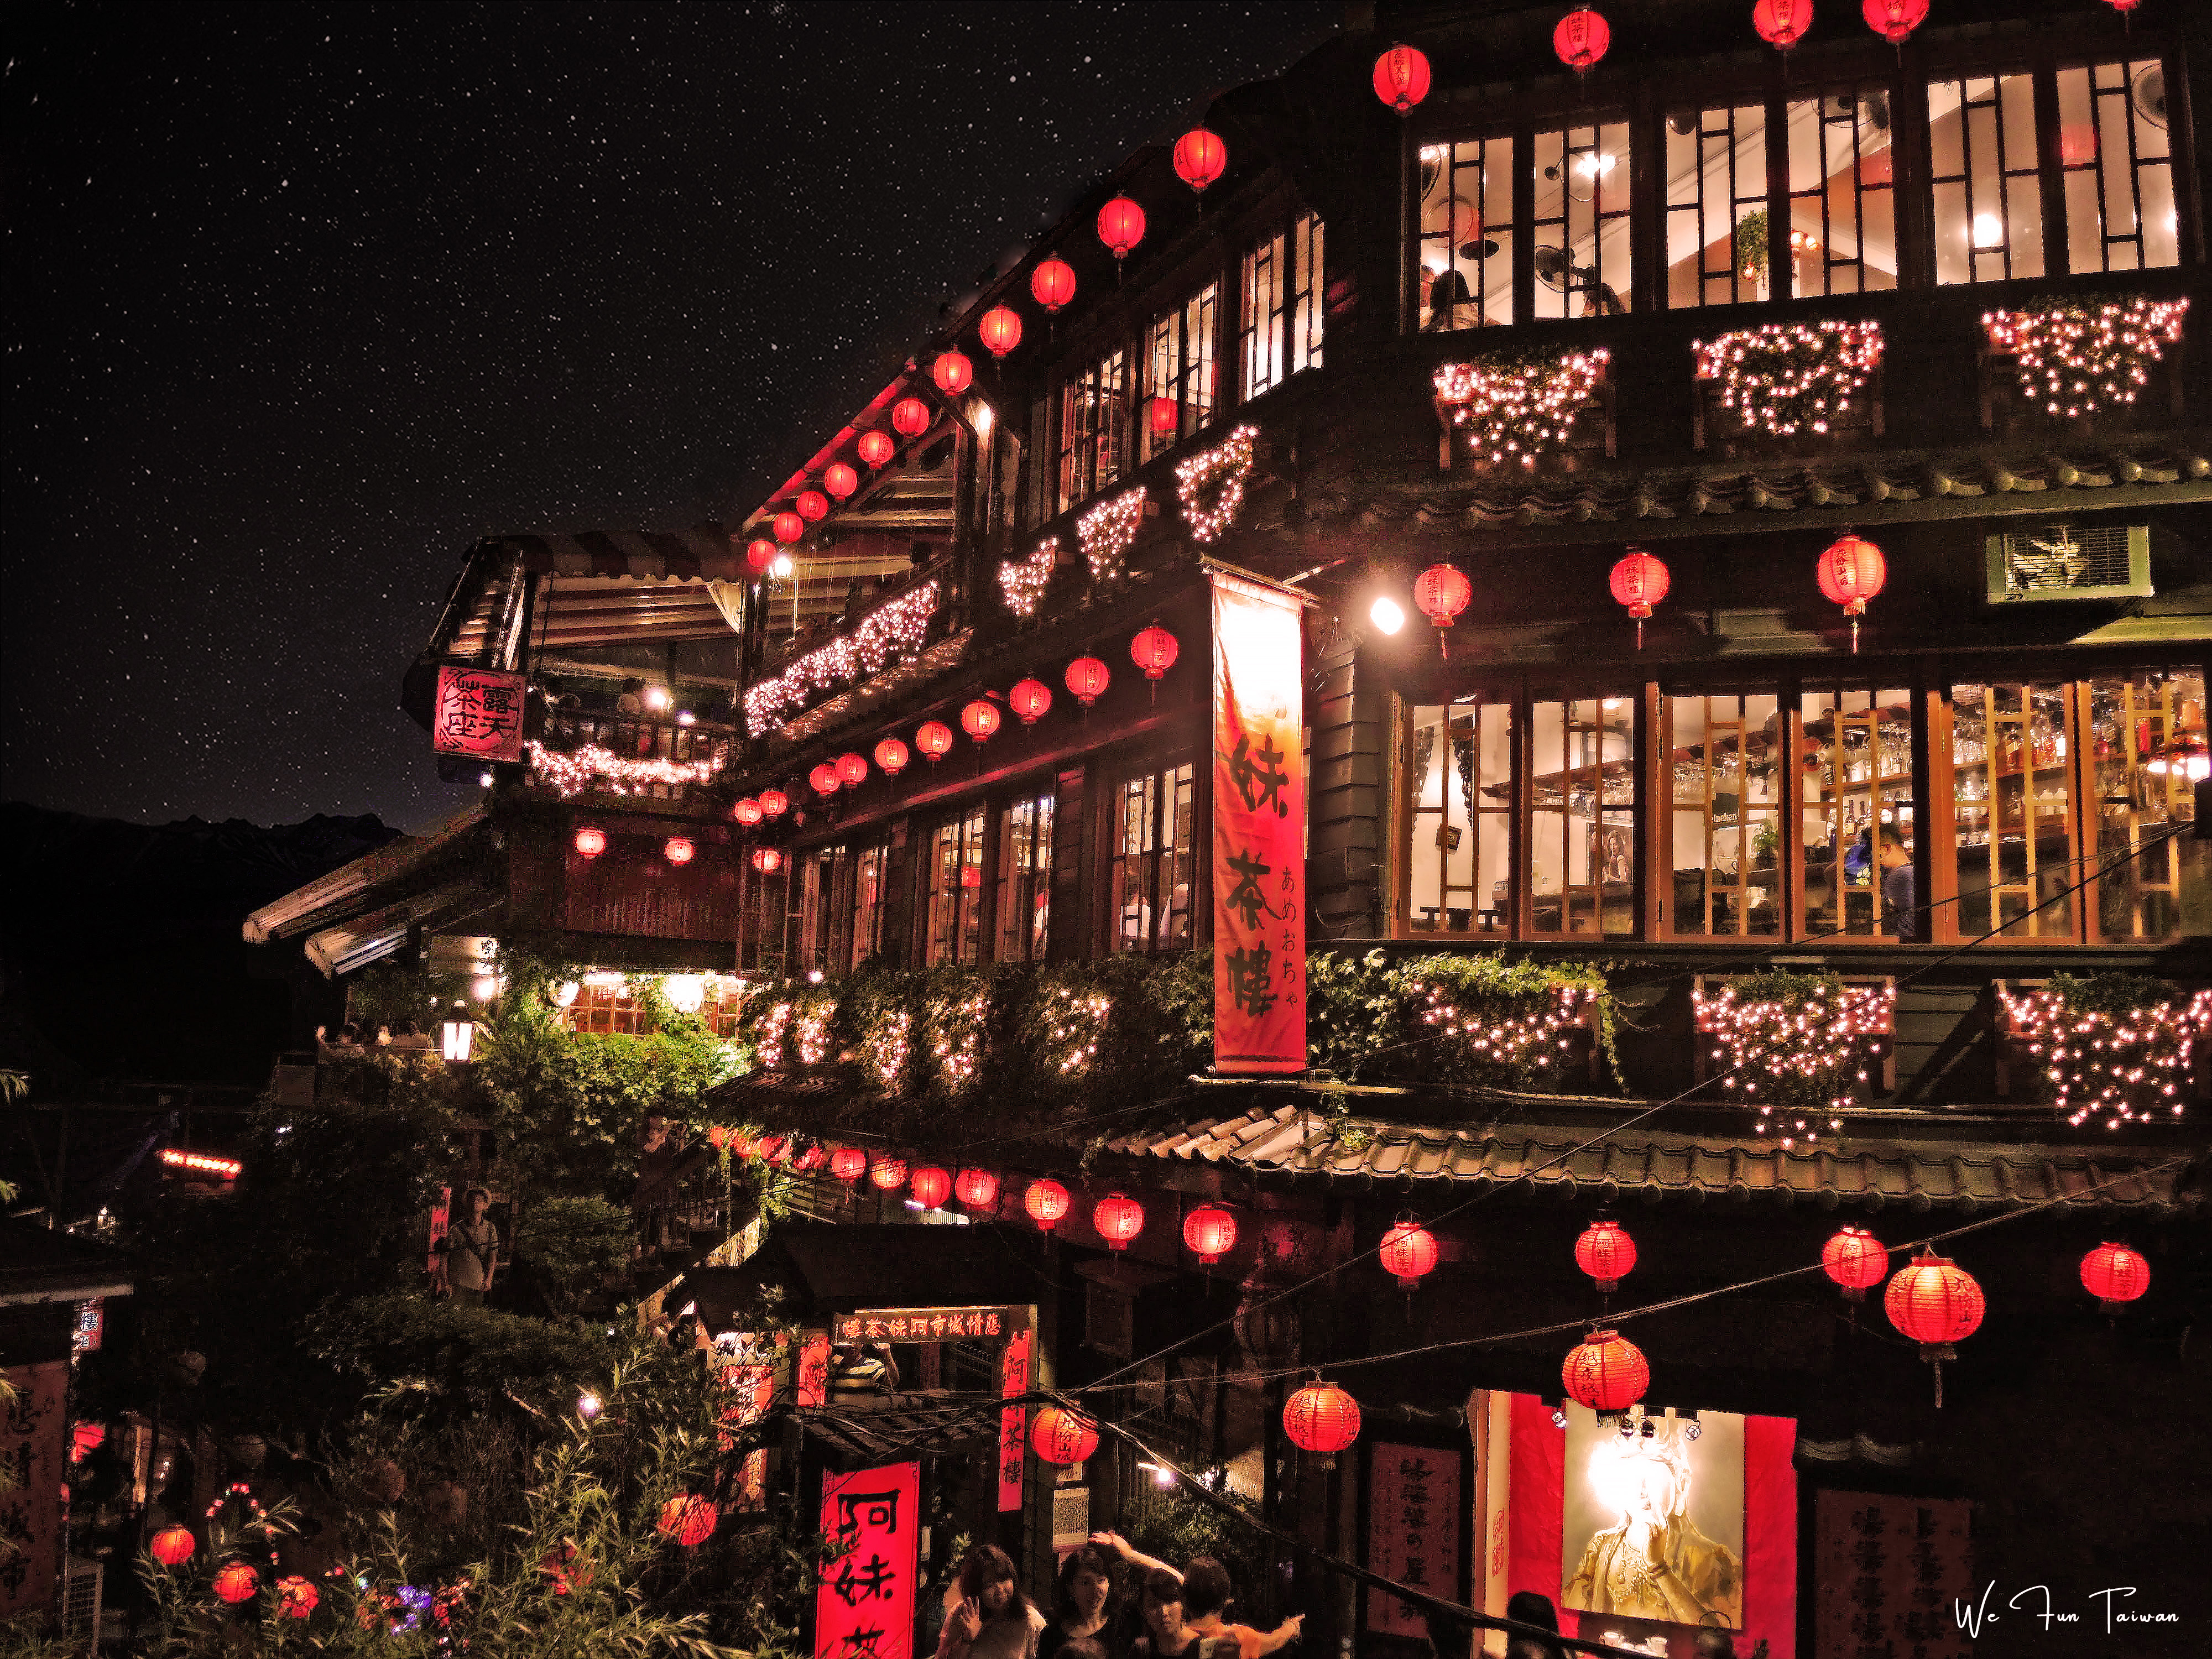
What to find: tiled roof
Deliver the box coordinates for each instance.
[1073,1103,2203,1218]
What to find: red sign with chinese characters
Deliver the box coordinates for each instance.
[432,666,527,761]
[815,1460,921,1659]
[797,1331,831,1406]
[838,1307,1016,1344]
[1366,1443,1462,1635]
[1210,568,1306,1072]
[0,1361,69,1621]
[998,1327,1032,1514]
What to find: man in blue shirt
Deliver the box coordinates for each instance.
[1877,822,1917,941]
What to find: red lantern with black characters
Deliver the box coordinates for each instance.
[573,827,608,858]
[664,837,696,865]
[1885,1250,1985,1405]
[750,846,784,875]
[934,349,974,395]
[1862,0,1927,46]
[1380,1216,1439,1291]
[796,489,829,523]
[1414,564,1472,656]
[1025,1176,1071,1231]
[831,1146,869,1184]
[151,1526,195,1567]
[2080,1241,2151,1311]
[1094,1192,1144,1250]
[1173,128,1227,194]
[892,396,931,437]
[916,720,956,763]
[870,1156,907,1191]
[214,1562,260,1604]
[910,1165,952,1209]
[1066,656,1111,707]
[875,736,910,775]
[979,305,1022,359]
[1563,1329,1649,1413]
[1031,1406,1099,1467]
[810,763,841,797]
[277,1575,319,1619]
[858,430,895,469]
[1372,44,1432,112]
[1553,6,1611,74]
[1031,256,1077,314]
[657,1495,717,1548]
[1130,624,1178,681]
[956,1167,999,1209]
[1282,1379,1362,1467]
[1148,396,1180,437]
[1182,1204,1238,1266]
[759,786,789,818]
[961,700,1001,743]
[1754,0,1813,51]
[1010,679,1052,724]
[837,753,869,788]
[825,462,859,500]
[1575,1217,1636,1292]
[747,537,777,575]
[773,510,805,544]
[1817,533,1887,653]
[1609,550,1670,650]
[1097,196,1146,260]
[1822,1225,1889,1302]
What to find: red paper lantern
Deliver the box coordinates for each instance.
[1065,655,1111,706]
[875,736,910,775]
[2060,122,2099,167]
[213,1562,260,1604]
[1009,678,1052,724]
[1024,1176,1072,1230]
[150,1526,195,1567]
[796,489,830,523]
[916,720,956,762]
[1415,564,1472,656]
[1097,196,1146,260]
[1130,625,1178,681]
[956,1167,1000,1209]
[1610,549,1669,650]
[825,462,859,500]
[959,863,983,890]
[1562,1329,1649,1413]
[858,430,895,468]
[1182,1204,1238,1266]
[2080,1241,2151,1310]
[1821,1225,1889,1302]
[573,827,607,859]
[910,1165,952,1209]
[278,1576,319,1619]
[758,787,789,818]
[1031,1405,1099,1467]
[1031,255,1077,314]
[1094,1192,1144,1250]
[978,305,1023,359]
[1885,1253,1985,1347]
[664,837,696,865]
[934,349,974,395]
[870,1156,907,1191]
[961,699,1001,742]
[810,763,841,797]
[1574,1217,1636,1291]
[1282,1380,1362,1465]
[750,847,784,874]
[747,537,778,575]
[1862,0,1928,45]
[1147,396,1180,437]
[832,1146,869,1183]
[1173,128,1228,194]
[837,753,869,788]
[773,510,805,544]
[1380,1218,1440,1291]
[1553,7,1611,74]
[1817,533,1887,652]
[891,396,931,437]
[657,1495,717,1548]
[1372,44,1432,113]
[2104,0,2140,12]
[1753,0,1813,50]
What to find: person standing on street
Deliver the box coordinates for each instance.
[440,1187,499,1306]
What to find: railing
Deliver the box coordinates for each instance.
[530,709,737,804]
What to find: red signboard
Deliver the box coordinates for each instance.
[433,666,527,761]
[816,1460,921,1659]
[838,1307,1015,1343]
[1367,1442,1462,1636]
[998,1327,1032,1514]
[797,1331,831,1406]
[1209,568,1306,1072]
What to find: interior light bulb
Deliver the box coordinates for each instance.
[1971,212,2004,249]
[1370,596,1406,635]
[770,552,795,581]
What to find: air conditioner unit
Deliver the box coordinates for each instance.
[61,1556,103,1644]
[1984,524,2151,603]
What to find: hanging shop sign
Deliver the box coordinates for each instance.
[837,1306,1022,1344]
[1366,1443,1463,1636]
[0,1361,68,1621]
[432,666,528,762]
[1812,1491,1973,1659]
[797,1331,832,1406]
[1208,566,1307,1072]
[815,1460,921,1659]
[72,1300,105,1355]
[999,1326,1034,1514]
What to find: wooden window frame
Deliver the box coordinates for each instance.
[1103,750,1203,957]
[1053,345,1131,517]
[994,787,1057,963]
[1143,281,1220,463]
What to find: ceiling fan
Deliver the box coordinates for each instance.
[1535,245,1624,316]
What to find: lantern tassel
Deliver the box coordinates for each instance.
[1635,617,1645,651]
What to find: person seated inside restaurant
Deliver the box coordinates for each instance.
[936,1544,1048,1659]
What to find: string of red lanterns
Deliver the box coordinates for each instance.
[2080,1241,2150,1312]
[772,510,805,544]
[1884,1249,1984,1406]
[796,489,829,523]
[809,763,839,799]
[826,463,859,502]
[1173,128,1227,194]
[573,827,608,858]
[874,736,910,776]
[1094,1192,1145,1250]
[961,699,1002,743]
[916,721,956,764]
[858,430,895,469]
[1380,1215,1439,1292]
[837,753,869,788]
[759,787,789,817]
[1371,44,1431,113]
[1066,655,1111,707]
[1608,550,1669,650]
[1130,624,1179,682]
[979,305,1023,359]
[662,837,696,865]
[1575,1216,1636,1292]
[1563,1328,1649,1413]
[934,350,974,395]
[1752,0,1813,51]
[956,1167,1000,1209]
[1032,255,1077,314]
[1097,196,1146,262]
[747,536,777,575]
[750,847,782,874]
[1282,1379,1362,1466]
[891,396,931,437]
[910,1165,952,1209]
[1553,6,1611,75]
[1182,1204,1238,1266]
[1821,1225,1890,1302]
[870,1155,908,1192]
[1031,1405,1099,1467]
[1010,678,1052,724]
[1862,0,1928,47]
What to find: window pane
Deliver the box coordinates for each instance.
[851,844,886,968]
[2062,58,2180,274]
[1420,137,1516,331]
[1534,120,1631,318]
[1530,694,1635,937]
[1240,232,1287,399]
[1666,103,1767,307]
[1405,700,1512,935]
[1951,682,2074,937]
[1929,72,2044,283]
[2085,669,2211,940]
[1292,212,1324,373]
[1664,691,1781,937]
[996,793,1054,961]
[1800,685,1917,938]
[1788,87,1897,298]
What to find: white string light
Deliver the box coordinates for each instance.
[525,740,722,799]
[1693,319,1882,437]
[1692,982,1895,1146]
[743,580,941,735]
[1175,423,1256,544]
[1984,295,2189,419]
[1078,486,1147,582]
[1433,350,1610,467]
[998,538,1057,618]
[1997,985,2211,1129]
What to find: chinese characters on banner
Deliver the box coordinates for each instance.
[1812,1491,1971,1659]
[1209,569,1306,1072]
[72,1301,104,1355]
[0,1361,69,1620]
[838,1307,1014,1344]
[797,1332,832,1406]
[998,1327,1032,1514]
[815,1461,921,1659]
[1368,1443,1462,1636]
[432,666,527,762]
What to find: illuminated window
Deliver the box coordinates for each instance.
[1528,694,1636,937]
[1798,684,1916,939]
[1664,690,1781,938]
[1401,698,1512,936]
[1055,347,1129,515]
[850,841,889,969]
[798,843,851,973]
[1144,283,1218,463]
[1786,85,1898,298]
[925,806,988,966]
[1532,118,1630,319]
[995,791,1055,961]
[1950,681,2074,937]
[1239,210,1324,401]
[568,980,646,1036]
[1665,103,1768,309]
[2058,57,2179,275]
[1418,137,1516,331]
[2085,667,2208,941]
[1112,760,1198,953]
[1929,71,2044,284]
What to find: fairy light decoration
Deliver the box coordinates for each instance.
[756,1000,794,1070]
[794,999,834,1066]
[1433,349,1611,467]
[1035,984,1114,1077]
[1404,977,1597,1084]
[998,538,1057,618]
[1078,486,1148,582]
[926,987,992,1089]
[1693,320,1884,436]
[743,580,941,735]
[1983,295,2189,419]
[1175,423,1258,543]
[525,741,723,799]
[862,1009,912,1093]
[1693,980,1896,1145]
[202,1480,284,1575]
[1997,982,2212,1129]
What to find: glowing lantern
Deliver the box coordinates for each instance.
[1821,1226,1889,1302]
[1009,679,1052,724]
[1553,6,1611,74]
[1031,1405,1099,1467]
[1097,196,1146,261]
[573,827,607,859]
[773,510,805,544]
[213,1562,260,1604]
[1885,1251,1985,1405]
[750,847,783,874]
[732,799,763,828]
[1065,656,1111,706]
[1282,1380,1362,1466]
[664,837,696,865]
[1753,0,1812,51]
[150,1526,195,1567]
[959,700,1001,743]
[747,537,778,575]
[1148,396,1180,437]
[278,1576,319,1619]
[891,397,931,437]
[758,787,789,817]
[858,430,895,469]
[1182,1205,1238,1266]
[796,489,830,523]
[825,462,859,500]
[1372,44,1432,112]
[837,753,869,788]
[657,1495,717,1548]
[934,349,974,395]
[1025,1177,1071,1230]
[1130,625,1178,681]
[1609,550,1670,650]
[870,1155,907,1191]
[916,721,956,763]
[1414,564,1472,656]
[1093,1192,1145,1250]
[2060,122,2099,167]
[956,1167,1000,1209]
[910,1165,952,1209]
[875,736,910,775]
[960,864,983,889]
[1574,1217,1636,1292]
[810,763,841,797]
[1562,1329,1649,1413]
[978,306,1022,359]
[831,1146,869,1183]
[2103,0,2140,13]
[1816,533,1887,653]
[1173,128,1228,194]
[1862,0,1928,46]
[1380,1217,1440,1291]
[1031,255,1077,314]
[2080,1242,2151,1311]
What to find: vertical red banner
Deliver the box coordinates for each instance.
[797,1331,832,1406]
[816,1461,921,1659]
[998,1327,1032,1513]
[1210,568,1306,1072]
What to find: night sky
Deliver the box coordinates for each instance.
[4,1,1337,830]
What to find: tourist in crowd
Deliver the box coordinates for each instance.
[936,1543,1048,1659]
[1176,1557,1301,1659]
[1130,1569,1198,1659]
[829,1341,899,1402]
[1052,1542,1139,1659]
[439,1187,499,1306]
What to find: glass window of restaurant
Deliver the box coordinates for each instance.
[1055,347,1129,516]
[925,805,988,966]
[1663,687,1781,938]
[1401,697,1512,936]
[1928,69,2045,284]
[1112,758,1199,953]
[1144,283,1218,462]
[1418,136,1515,331]
[1786,83,1899,298]
[1532,118,1631,319]
[1800,681,1918,940]
[2057,56,2180,275]
[2081,667,2207,941]
[1239,211,1324,402]
[1528,690,1637,938]
[1665,101,1768,309]
[997,789,1055,962]
[797,843,851,974]
[851,841,889,969]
